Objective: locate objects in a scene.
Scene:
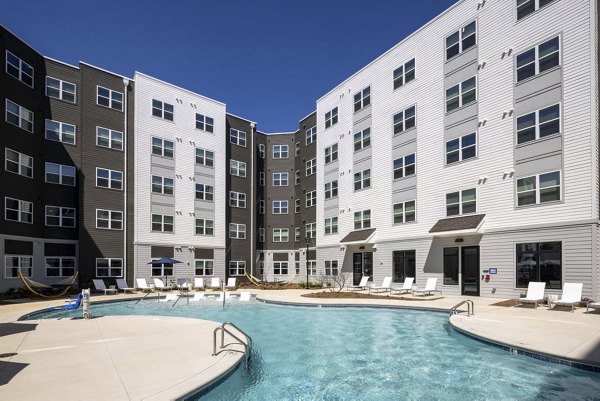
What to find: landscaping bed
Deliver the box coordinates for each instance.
[302,291,444,300]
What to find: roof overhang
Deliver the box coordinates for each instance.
[340,228,376,245]
[429,214,486,237]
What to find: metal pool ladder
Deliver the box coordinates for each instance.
[213,322,253,368]
[450,300,474,317]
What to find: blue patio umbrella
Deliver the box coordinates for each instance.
[147,257,183,285]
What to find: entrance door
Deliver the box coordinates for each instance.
[353,253,363,285]
[461,246,480,296]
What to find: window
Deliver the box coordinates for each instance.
[295,199,300,213]
[274,262,289,275]
[393,154,416,179]
[259,261,265,275]
[195,260,214,276]
[446,77,476,112]
[45,119,76,144]
[151,260,173,277]
[5,148,32,178]
[443,247,459,285]
[517,0,558,20]
[230,160,247,177]
[259,200,265,214]
[195,148,214,167]
[354,128,371,151]
[325,107,338,129]
[446,189,477,216]
[230,128,247,147]
[446,21,476,60]
[259,172,265,186]
[6,51,33,87]
[305,223,316,238]
[5,197,33,223]
[325,217,338,235]
[96,209,122,230]
[295,227,301,242]
[151,175,173,195]
[96,127,123,150]
[259,144,265,158]
[295,170,300,185]
[5,255,32,278]
[516,242,561,289]
[273,145,288,159]
[273,228,289,242]
[272,200,288,214]
[354,169,371,191]
[307,260,317,276]
[195,183,214,201]
[516,37,560,82]
[354,210,371,229]
[6,99,33,132]
[229,191,246,208]
[229,223,246,239]
[516,104,560,144]
[517,171,560,206]
[273,172,288,186]
[151,214,174,232]
[96,168,123,190]
[195,113,214,132]
[306,158,316,176]
[259,228,266,242]
[306,126,317,145]
[152,137,174,158]
[295,141,300,156]
[46,76,76,103]
[151,99,173,121]
[229,261,246,276]
[446,133,477,164]
[325,180,338,199]
[354,86,371,112]
[45,257,76,277]
[295,261,300,274]
[45,206,75,227]
[97,86,123,111]
[306,191,316,208]
[393,59,416,90]
[393,250,415,284]
[195,219,214,235]
[393,201,416,224]
[325,143,338,164]
[324,260,339,276]
[393,106,416,134]
[45,162,76,186]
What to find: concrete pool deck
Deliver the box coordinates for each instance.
[1,290,600,400]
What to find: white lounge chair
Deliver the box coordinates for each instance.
[391,277,415,295]
[159,294,179,302]
[226,277,237,290]
[516,281,546,309]
[153,278,172,292]
[190,293,205,302]
[369,277,392,294]
[177,278,190,291]
[92,279,117,295]
[136,278,153,293]
[116,279,136,293]
[239,292,251,301]
[586,301,600,312]
[193,278,205,291]
[413,278,442,296]
[347,276,370,291]
[210,277,221,290]
[552,283,583,312]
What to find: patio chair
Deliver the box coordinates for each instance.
[116,279,136,293]
[159,294,179,302]
[239,291,251,301]
[177,278,190,292]
[153,278,172,292]
[48,293,83,311]
[193,278,205,291]
[413,278,442,296]
[347,276,370,291]
[516,281,546,309]
[552,283,583,312]
[390,277,415,295]
[226,277,237,290]
[587,301,600,312]
[190,293,206,302]
[92,279,117,295]
[210,277,221,290]
[136,278,153,293]
[369,277,392,294]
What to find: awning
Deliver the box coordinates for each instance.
[340,228,376,245]
[429,214,485,237]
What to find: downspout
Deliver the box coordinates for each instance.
[250,122,255,276]
[123,78,129,281]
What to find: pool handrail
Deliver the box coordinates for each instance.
[212,321,253,368]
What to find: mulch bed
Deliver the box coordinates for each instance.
[302,291,443,301]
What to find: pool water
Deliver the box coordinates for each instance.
[31,299,600,400]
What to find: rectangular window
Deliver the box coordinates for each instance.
[195,113,214,132]
[353,86,371,112]
[96,209,122,230]
[230,159,247,177]
[195,183,214,201]
[517,171,560,206]
[259,144,265,158]
[295,227,301,242]
[259,228,266,242]
[307,261,317,276]
[354,128,371,151]
[151,260,173,277]
[5,148,33,178]
[45,257,76,277]
[517,0,557,20]
[195,148,214,167]
[259,200,265,214]
[152,137,174,158]
[446,21,477,60]
[446,189,477,216]
[45,205,75,227]
[195,219,214,235]
[393,201,416,224]
[151,99,173,121]
[97,86,123,111]
[96,167,123,190]
[393,106,416,134]
[272,200,288,214]
[5,197,33,224]
[151,214,174,232]
[446,77,476,112]
[305,223,316,238]
[259,172,265,186]
[151,175,174,195]
[229,261,246,276]
[46,76,76,103]
[324,143,338,164]
[325,217,338,235]
[273,228,289,242]
[354,210,371,229]
[325,107,338,129]
[325,180,338,199]
[295,141,300,156]
[272,172,289,186]
[5,255,33,278]
[6,99,33,132]
[306,191,316,208]
[516,104,560,144]
[354,169,371,191]
[273,144,289,159]
[45,162,76,186]
[295,170,300,185]
[45,119,76,144]
[516,241,561,289]
[229,191,247,208]
[393,59,415,89]
[274,262,289,275]
[295,199,300,213]
[393,250,416,284]
[393,154,416,179]
[306,158,316,176]
[230,128,247,147]
[443,247,459,285]
[516,36,560,82]
[306,126,317,144]
[195,259,214,276]
[325,260,339,276]
[229,223,246,239]
[6,51,33,87]
[96,127,123,150]
[446,133,477,164]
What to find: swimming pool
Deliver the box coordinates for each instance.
[29,299,600,400]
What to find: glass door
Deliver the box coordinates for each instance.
[461,246,480,296]
[353,253,363,285]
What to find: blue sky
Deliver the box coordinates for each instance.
[3,0,456,132]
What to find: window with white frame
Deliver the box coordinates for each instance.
[516,37,560,82]
[5,197,33,223]
[446,189,477,216]
[151,99,173,121]
[46,257,76,277]
[295,261,300,274]
[295,141,300,156]
[230,159,247,177]
[259,172,265,186]
[325,143,338,164]
[6,99,33,132]
[229,223,246,239]
[45,119,76,144]
[151,214,174,232]
[306,191,316,208]
[393,106,416,134]
[96,168,123,190]
[446,21,477,60]
[354,86,371,112]
[97,86,123,111]
[517,171,561,206]
[306,158,316,176]
[393,59,415,89]
[307,260,317,276]
[516,104,560,144]
[151,175,173,195]
[259,228,266,242]
[325,180,338,199]
[393,154,416,179]
[259,143,265,158]
[354,210,371,229]
[295,199,300,213]
[229,191,246,208]
[45,206,75,227]
[354,128,371,151]
[195,219,214,235]
[325,217,338,235]
[306,223,316,238]
[325,107,338,129]
[195,148,214,167]
[46,76,76,103]
[45,162,76,186]
[354,169,371,191]
[259,261,265,275]
[274,262,289,275]
[229,261,246,276]
[306,126,317,145]
[6,51,33,87]
[393,201,416,224]
[446,77,476,112]
[195,113,214,132]
[5,255,32,278]
[517,0,557,20]
[273,172,288,186]
[272,200,288,214]
[446,133,476,164]
[96,127,123,150]
[273,145,289,159]
[273,228,289,242]
[152,137,174,158]
[325,260,339,276]
[259,200,265,214]
[96,209,122,230]
[5,148,32,178]
[195,183,214,201]
[295,227,301,242]
[230,128,246,146]
[195,259,214,276]
[295,170,300,185]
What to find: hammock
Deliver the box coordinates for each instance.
[244,272,298,288]
[19,271,79,299]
